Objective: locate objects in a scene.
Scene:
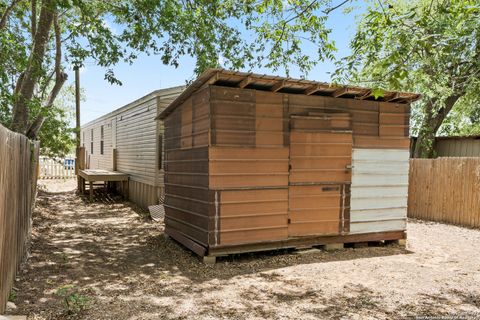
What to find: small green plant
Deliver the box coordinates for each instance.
[8,289,17,302]
[57,252,69,263]
[55,285,91,314]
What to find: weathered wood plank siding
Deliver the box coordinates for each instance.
[408,157,480,228]
[208,88,289,246]
[164,87,213,247]
[350,149,409,233]
[211,147,290,245]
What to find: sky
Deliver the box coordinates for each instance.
[69,2,367,125]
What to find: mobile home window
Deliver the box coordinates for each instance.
[100,125,104,155]
[90,128,94,154]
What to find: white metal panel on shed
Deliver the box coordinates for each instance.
[350,208,406,222]
[352,173,408,186]
[350,148,409,234]
[350,220,406,234]
[352,149,409,161]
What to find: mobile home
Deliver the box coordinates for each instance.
[80,86,184,208]
[157,69,420,260]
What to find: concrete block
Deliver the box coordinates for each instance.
[324,243,344,251]
[203,255,216,265]
[295,248,321,255]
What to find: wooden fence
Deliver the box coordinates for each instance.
[39,156,75,179]
[0,124,39,314]
[408,157,480,228]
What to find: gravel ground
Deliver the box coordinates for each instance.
[6,180,480,319]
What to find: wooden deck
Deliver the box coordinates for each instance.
[78,169,129,202]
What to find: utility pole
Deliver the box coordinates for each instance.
[74,66,81,191]
[75,66,81,149]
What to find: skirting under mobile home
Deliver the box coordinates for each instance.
[80,86,184,208]
[158,69,420,258]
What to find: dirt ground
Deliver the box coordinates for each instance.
[6,179,480,319]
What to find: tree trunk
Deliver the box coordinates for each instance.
[413,128,436,158]
[413,95,461,158]
[0,0,21,31]
[10,0,55,134]
[26,13,66,140]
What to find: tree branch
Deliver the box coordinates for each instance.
[0,0,22,30]
[323,0,350,14]
[27,12,67,139]
[31,0,36,37]
[52,13,62,81]
[432,94,462,133]
[11,0,55,134]
[13,72,24,95]
[271,0,319,54]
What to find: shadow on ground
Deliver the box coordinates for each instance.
[9,188,478,320]
[32,189,412,282]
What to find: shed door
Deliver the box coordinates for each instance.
[288,113,352,236]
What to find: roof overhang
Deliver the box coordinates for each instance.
[157,69,421,120]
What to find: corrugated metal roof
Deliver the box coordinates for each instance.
[157,68,421,120]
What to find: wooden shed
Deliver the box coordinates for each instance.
[157,69,420,260]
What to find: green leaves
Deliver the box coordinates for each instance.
[104,69,122,86]
[336,0,480,157]
[35,85,77,158]
[1,0,351,154]
[371,88,385,100]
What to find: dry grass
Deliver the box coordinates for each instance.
[7,180,480,319]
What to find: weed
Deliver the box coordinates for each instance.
[55,284,91,314]
[56,252,69,263]
[8,289,17,302]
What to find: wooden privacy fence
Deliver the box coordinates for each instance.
[408,157,480,228]
[0,124,39,314]
[39,156,75,179]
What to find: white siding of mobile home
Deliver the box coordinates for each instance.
[80,86,184,207]
[115,97,158,185]
[81,121,113,170]
[115,90,182,186]
[350,149,409,234]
